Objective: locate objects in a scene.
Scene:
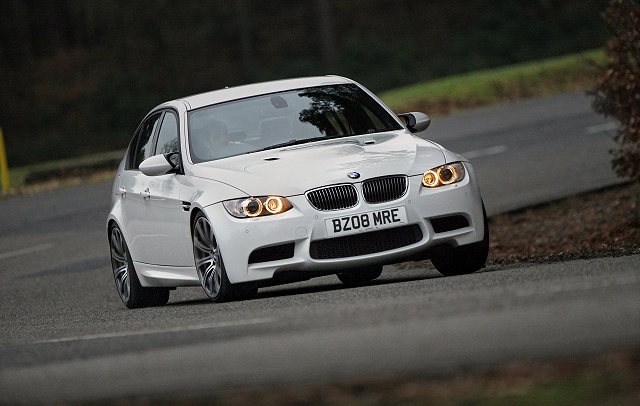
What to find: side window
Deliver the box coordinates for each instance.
[127,112,162,170]
[154,111,179,155]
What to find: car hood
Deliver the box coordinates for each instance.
[187,131,445,197]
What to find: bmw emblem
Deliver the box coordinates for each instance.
[347,172,360,179]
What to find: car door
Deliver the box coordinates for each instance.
[118,111,163,263]
[138,110,193,267]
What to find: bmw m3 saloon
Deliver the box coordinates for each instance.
[107,76,489,308]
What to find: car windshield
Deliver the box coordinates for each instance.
[187,83,403,163]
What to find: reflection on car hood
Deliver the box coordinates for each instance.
[188,132,445,196]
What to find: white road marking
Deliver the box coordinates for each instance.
[586,121,618,134]
[462,145,508,159]
[0,243,55,261]
[31,318,274,344]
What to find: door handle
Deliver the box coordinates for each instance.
[118,187,127,198]
[140,188,150,200]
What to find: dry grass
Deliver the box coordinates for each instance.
[488,181,640,265]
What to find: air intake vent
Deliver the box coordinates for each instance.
[430,215,469,233]
[248,242,295,264]
[306,184,358,211]
[310,224,423,259]
[362,175,408,204]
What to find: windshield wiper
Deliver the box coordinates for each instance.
[254,135,344,152]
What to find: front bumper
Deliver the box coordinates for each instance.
[208,163,485,285]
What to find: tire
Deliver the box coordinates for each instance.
[109,224,170,308]
[431,205,490,277]
[192,212,239,302]
[337,265,383,285]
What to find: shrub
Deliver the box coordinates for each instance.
[592,0,640,180]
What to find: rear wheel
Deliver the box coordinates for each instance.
[109,224,170,308]
[337,266,383,285]
[431,205,489,277]
[192,213,257,302]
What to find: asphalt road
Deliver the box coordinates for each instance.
[1,91,637,404]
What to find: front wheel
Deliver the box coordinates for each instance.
[431,205,489,277]
[192,212,242,302]
[109,224,170,308]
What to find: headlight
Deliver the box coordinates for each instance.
[422,163,465,188]
[223,196,292,218]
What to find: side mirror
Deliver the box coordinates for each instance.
[139,153,179,176]
[398,112,431,133]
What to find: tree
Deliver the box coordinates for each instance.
[316,0,336,71]
[592,0,640,180]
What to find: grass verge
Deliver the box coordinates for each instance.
[380,49,605,115]
[101,350,640,405]
[2,150,123,194]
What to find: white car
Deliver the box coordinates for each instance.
[107,76,489,308]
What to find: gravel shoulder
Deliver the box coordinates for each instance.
[487,181,640,265]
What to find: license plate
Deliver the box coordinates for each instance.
[325,206,408,237]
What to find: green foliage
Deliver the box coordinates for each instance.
[336,36,422,92]
[381,50,605,114]
[592,0,640,181]
[448,0,608,71]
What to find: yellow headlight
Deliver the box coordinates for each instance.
[437,165,457,185]
[422,170,439,187]
[224,195,293,218]
[241,197,263,217]
[422,163,465,188]
[265,196,284,214]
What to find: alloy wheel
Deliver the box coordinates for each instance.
[193,215,222,299]
[109,226,130,303]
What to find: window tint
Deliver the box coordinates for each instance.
[127,112,162,169]
[155,111,179,155]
